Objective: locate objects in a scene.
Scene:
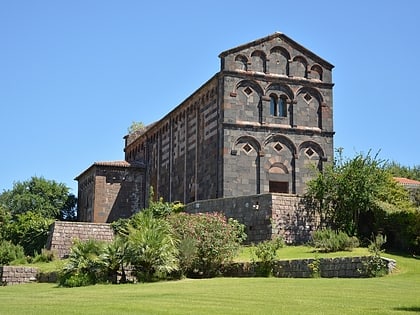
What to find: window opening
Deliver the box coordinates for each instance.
[269,181,289,193]
[244,87,253,96]
[274,143,283,152]
[279,97,287,117]
[304,93,312,103]
[270,95,278,116]
[243,143,253,154]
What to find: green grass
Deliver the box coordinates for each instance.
[1,249,419,314]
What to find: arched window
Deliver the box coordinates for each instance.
[270,95,278,116]
[279,96,287,117]
[270,94,287,117]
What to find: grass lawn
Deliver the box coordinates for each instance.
[1,250,419,314]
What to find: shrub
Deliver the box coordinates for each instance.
[383,210,420,253]
[102,236,130,284]
[363,234,388,277]
[252,237,284,276]
[125,211,179,282]
[0,240,25,265]
[59,239,107,287]
[312,228,359,252]
[32,248,55,263]
[168,212,246,278]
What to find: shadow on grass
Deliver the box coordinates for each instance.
[393,306,420,312]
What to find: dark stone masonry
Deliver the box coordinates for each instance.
[75,32,334,243]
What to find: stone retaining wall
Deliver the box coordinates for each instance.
[1,256,396,285]
[222,256,396,278]
[185,194,317,243]
[46,221,114,259]
[0,266,38,285]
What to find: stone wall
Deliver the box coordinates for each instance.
[0,266,38,285]
[46,221,114,259]
[222,256,396,278]
[185,193,316,243]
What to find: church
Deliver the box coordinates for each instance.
[75,32,334,241]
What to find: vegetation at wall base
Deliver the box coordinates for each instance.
[251,237,285,276]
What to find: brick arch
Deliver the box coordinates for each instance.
[233,135,261,153]
[268,46,290,75]
[232,135,262,194]
[235,79,264,96]
[235,54,248,71]
[310,64,323,81]
[295,87,323,128]
[250,50,267,73]
[297,141,326,193]
[269,162,289,174]
[265,83,294,100]
[263,134,297,156]
[292,55,308,78]
[298,141,325,159]
[296,87,323,104]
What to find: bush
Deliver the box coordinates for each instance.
[383,210,420,253]
[363,234,388,277]
[8,211,54,256]
[167,212,246,278]
[312,228,359,252]
[0,240,25,265]
[125,211,179,282]
[32,249,56,263]
[252,237,284,276]
[59,239,107,287]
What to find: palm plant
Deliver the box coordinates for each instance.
[102,236,130,284]
[126,211,179,282]
[60,239,106,287]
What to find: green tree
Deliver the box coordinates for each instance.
[384,161,420,181]
[127,121,145,135]
[8,211,54,256]
[0,176,76,220]
[305,151,415,239]
[0,205,11,241]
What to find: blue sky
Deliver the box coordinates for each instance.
[1,0,419,194]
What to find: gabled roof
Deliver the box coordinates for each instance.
[219,32,334,70]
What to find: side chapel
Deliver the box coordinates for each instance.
[76,32,334,226]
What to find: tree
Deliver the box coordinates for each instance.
[127,121,145,135]
[305,151,415,240]
[384,161,420,181]
[8,211,54,256]
[0,176,76,220]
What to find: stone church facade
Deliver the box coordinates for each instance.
[76,33,334,241]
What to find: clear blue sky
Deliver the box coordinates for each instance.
[1,0,419,194]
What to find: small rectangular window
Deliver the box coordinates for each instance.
[269,181,289,193]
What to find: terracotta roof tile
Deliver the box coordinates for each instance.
[393,177,420,186]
